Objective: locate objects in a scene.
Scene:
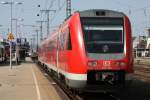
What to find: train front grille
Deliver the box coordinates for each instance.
[87,70,125,85]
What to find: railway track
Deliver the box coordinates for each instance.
[134,62,150,72]
[134,63,150,82]
[134,67,150,73]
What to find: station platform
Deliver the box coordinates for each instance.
[0,58,62,100]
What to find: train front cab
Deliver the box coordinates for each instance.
[81,10,133,91]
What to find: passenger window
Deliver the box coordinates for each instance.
[67,31,72,50]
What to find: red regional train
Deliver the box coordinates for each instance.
[38,9,133,91]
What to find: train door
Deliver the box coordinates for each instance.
[56,31,60,78]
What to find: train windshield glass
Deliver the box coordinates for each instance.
[81,18,124,53]
[83,26,123,43]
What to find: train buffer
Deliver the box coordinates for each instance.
[0,57,62,100]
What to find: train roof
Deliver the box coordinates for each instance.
[79,9,125,18]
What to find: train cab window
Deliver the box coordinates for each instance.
[83,26,124,53]
[84,26,123,43]
[81,17,124,53]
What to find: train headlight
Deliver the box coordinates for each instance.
[88,61,98,67]
[115,62,120,67]
[115,62,126,67]
[120,62,126,67]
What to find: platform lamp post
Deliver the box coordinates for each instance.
[1,0,23,69]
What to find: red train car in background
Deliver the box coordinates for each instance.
[38,9,133,91]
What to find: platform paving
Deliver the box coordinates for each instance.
[0,58,61,100]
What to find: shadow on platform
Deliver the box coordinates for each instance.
[0,57,36,67]
[0,61,21,67]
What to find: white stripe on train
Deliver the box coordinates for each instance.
[39,60,87,81]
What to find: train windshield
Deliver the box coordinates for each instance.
[81,17,124,53]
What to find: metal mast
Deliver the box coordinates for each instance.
[40,10,56,37]
[66,0,71,18]
[36,21,47,42]
[35,29,39,52]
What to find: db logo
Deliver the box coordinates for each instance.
[103,61,110,67]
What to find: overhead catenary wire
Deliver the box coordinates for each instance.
[41,0,150,37]
[113,0,150,16]
[57,0,61,8]
[112,0,150,36]
[113,0,132,8]
[40,0,67,24]
[44,0,49,9]
[49,1,66,24]
[48,0,57,9]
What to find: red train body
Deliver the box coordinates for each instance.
[38,9,133,90]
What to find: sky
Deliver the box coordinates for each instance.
[0,0,150,40]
